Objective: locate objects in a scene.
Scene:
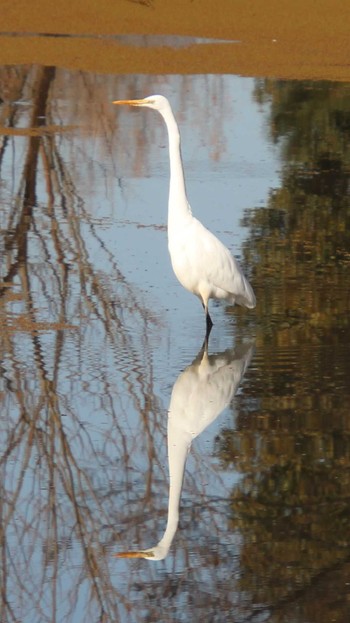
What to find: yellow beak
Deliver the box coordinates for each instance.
[113,550,154,558]
[112,99,145,106]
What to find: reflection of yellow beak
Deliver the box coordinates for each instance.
[114,550,154,558]
[112,99,145,106]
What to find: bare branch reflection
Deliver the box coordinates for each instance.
[0,66,165,622]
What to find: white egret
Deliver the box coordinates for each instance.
[113,95,256,336]
[115,340,254,561]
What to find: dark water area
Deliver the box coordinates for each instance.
[1,67,350,622]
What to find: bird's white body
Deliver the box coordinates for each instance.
[115,341,254,560]
[113,95,256,332]
[168,215,255,309]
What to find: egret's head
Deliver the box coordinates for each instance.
[112,94,169,112]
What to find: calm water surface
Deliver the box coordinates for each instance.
[1,68,350,622]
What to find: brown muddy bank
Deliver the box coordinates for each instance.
[0,0,350,81]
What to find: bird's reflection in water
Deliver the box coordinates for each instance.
[115,339,254,561]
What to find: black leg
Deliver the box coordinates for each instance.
[201,300,213,341]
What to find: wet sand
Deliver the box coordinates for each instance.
[1,0,350,81]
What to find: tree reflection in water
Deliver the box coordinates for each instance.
[1,70,350,623]
[220,79,350,623]
[0,65,163,622]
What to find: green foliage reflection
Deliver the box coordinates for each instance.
[220,79,350,622]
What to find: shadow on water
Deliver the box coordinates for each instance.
[0,67,350,623]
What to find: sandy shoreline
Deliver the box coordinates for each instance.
[1,0,350,81]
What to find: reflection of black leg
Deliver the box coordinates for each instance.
[205,310,213,341]
[206,310,213,330]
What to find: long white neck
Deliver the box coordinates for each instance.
[153,423,191,557]
[159,104,192,232]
